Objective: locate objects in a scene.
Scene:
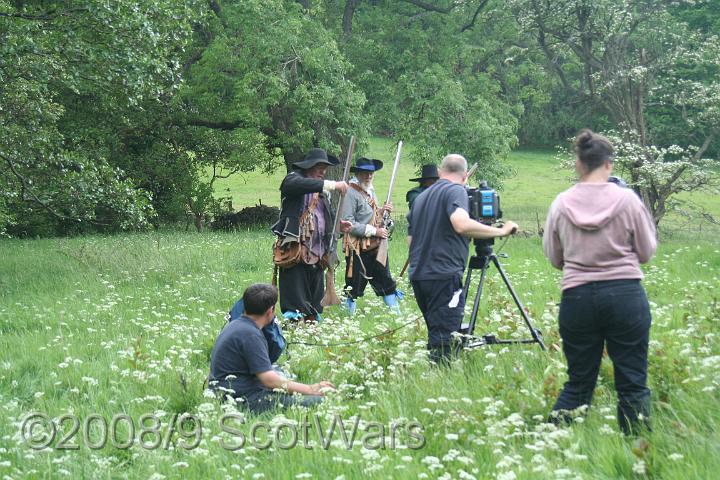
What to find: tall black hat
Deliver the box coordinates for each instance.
[292,148,340,169]
[350,157,384,172]
[410,164,439,182]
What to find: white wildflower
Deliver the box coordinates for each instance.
[632,460,647,475]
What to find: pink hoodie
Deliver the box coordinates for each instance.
[543,183,657,290]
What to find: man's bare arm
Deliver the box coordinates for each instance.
[449,208,517,239]
[256,370,334,395]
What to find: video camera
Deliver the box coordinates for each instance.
[467,181,502,225]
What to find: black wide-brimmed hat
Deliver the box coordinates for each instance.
[410,164,439,182]
[350,157,384,172]
[292,148,340,170]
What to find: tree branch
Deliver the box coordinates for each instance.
[343,0,360,37]
[401,11,434,25]
[211,165,243,184]
[460,0,490,33]
[0,150,102,223]
[183,118,248,130]
[693,130,717,161]
[207,0,227,29]
[536,29,571,91]
[400,0,455,14]
[0,8,87,21]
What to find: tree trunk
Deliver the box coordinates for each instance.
[193,213,205,232]
[343,0,359,37]
[283,149,304,174]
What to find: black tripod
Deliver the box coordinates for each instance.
[459,238,546,350]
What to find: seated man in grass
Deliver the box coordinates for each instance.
[208,283,334,413]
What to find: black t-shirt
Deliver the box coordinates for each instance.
[407,179,470,281]
[208,315,273,398]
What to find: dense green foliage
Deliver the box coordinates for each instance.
[0,0,202,235]
[1,0,718,236]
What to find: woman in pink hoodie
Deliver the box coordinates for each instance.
[543,129,657,434]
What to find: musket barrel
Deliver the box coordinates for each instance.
[323,135,356,305]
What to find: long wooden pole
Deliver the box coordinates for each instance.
[376,141,402,267]
[321,136,356,307]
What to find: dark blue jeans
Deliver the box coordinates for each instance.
[551,279,652,434]
[411,275,465,364]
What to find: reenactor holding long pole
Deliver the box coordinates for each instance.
[341,141,404,315]
[270,145,353,322]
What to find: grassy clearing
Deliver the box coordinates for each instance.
[213,141,719,240]
[213,139,570,222]
[1,232,718,479]
[1,148,719,479]
[212,137,421,212]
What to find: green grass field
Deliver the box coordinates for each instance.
[213,140,719,239]
[213,137,424,213]
[1,149,719,479]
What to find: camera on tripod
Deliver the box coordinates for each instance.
[467,181,502,225]
[467,181,503,254]
[458,180,546,350]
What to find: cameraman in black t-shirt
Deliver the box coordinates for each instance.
[407,154,518,364]
[208,284,335,413]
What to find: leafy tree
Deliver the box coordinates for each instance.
[4,0,717,235]
[607,132,718,224]
[319,0,525,186]
[511,0,720,223]
[0,0,200,235]
[176,0,369,172]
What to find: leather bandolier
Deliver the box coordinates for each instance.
[299,193,322,265]
[272,193,321,285]
[343,183,383,278]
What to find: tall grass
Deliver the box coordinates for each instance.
[1,150,718,479]
[0,231,718,479]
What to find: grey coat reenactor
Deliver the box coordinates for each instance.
[342,180,380,239]
[340,157,402,315]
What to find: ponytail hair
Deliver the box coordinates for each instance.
[574,129,614,172]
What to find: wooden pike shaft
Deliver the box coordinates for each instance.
[467,162,479,180]
[322,135,356,307]
[331,135,356,237]
[376,140,403,267]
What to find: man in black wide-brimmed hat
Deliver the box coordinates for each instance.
[271,148,351,322]
[340,157,403,315]
[406,164,439,210]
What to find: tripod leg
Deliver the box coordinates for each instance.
[490,255,546,350]
[465,258,490,338]
[460,267,473,334]
[462,265,473,302]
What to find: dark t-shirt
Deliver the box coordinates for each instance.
[208,315,273,398]
[407,179,470,281]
